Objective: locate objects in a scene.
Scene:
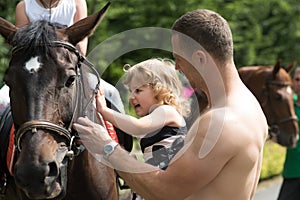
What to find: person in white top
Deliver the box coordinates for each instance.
[15,0,88,55]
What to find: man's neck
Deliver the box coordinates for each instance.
[200,61,238,109]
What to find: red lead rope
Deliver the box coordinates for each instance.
[7,124,15,176]
[103,120,119,143]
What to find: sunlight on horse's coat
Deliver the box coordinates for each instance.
[25,56,42,73]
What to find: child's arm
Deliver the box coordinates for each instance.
[96,87,185,137]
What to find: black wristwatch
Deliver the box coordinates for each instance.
[103,141,119,160]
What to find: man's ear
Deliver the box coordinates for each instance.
[192,50,207,66]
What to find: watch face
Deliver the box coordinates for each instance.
[104,145,113,153]
[103,141,118,160]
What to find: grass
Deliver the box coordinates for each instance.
[260,140,286,180]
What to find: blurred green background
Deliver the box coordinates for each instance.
[260,141,285,180]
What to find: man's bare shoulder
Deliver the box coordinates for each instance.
[185,108,237,155]
[186,106,266,153]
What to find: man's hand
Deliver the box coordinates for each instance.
[73,116,112,155]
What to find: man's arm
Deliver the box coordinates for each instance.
[116,111,234,199]
[74,109,234,199]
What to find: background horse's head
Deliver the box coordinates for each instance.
[0,3,110,199]
[239,60,299,148]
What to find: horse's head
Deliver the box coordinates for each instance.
[239,60,299,147]
[0,3,110,199]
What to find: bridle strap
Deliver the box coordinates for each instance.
[266,80,291,87]
[50,41,101,121]
[16,120,71,152]
[276,116,298,124]
[12,40,97,72]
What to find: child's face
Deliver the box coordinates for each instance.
[128,84,159,117]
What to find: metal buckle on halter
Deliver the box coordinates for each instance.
[65,135,85,160]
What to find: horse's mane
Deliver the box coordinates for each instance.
[11,20,66,56]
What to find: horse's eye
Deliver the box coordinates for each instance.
[65,75,76,87]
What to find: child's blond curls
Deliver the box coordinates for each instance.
[123,58,191,117]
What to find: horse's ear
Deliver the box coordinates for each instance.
[57,2,111,45]
[272,59,282,78]
[0,17,18,44]
[285,60,297,74]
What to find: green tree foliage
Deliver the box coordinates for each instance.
[0,0,300,85]
[91,0,300,83]
[0,0,18,87]
[219,0,300,67]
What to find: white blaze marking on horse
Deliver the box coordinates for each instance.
[24,56,42,73]
[287,86,292,94]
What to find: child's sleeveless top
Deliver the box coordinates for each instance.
[140,126,187,170]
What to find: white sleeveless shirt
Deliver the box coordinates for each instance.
[24,0,76,27]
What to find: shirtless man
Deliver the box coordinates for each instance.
[73,9,268,200]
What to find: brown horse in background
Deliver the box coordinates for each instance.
[238,60,298,148]
[0,2,119,200]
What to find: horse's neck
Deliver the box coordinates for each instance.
[238,68,257,84]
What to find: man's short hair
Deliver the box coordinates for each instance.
[172,9,233,63]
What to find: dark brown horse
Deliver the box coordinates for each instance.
[0,2,119,200]
[238,60,299,148]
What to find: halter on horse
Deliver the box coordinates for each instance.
[0,2,120,199]
[238,60,299,148]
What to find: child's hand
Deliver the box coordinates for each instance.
[95,86,107,113]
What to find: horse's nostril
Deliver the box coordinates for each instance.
[44,162,59,185]
[48,162,59,177]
